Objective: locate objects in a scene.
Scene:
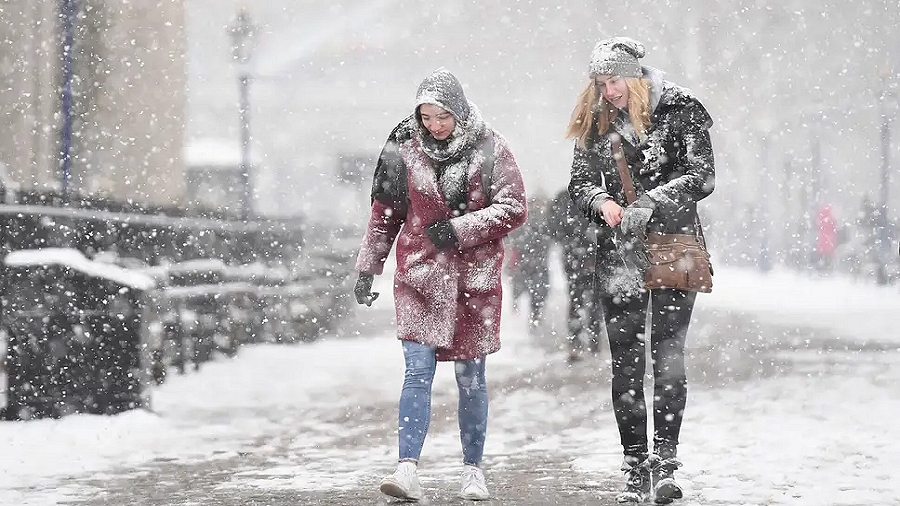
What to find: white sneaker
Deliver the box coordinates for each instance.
[459,464,490,501]
[379,461,422,501]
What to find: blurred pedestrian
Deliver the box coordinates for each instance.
[567,37,716,504]
[816,204,837,272]
[545,187,603,363]
[857,196,880,276]
[505,196,551,333]
[353,67,527,502]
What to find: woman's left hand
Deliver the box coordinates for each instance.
[619,194,656,237]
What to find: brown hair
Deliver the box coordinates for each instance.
[565,77,652,148]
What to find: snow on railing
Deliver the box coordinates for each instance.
[4,247,156,291]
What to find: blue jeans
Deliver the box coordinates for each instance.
[398,340,489,466]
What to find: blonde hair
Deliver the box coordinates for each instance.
[566,77,652,148]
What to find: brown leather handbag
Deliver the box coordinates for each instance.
[612,138,713,293]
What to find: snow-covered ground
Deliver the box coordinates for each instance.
[1,265,898,505]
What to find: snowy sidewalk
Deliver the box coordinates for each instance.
[1,266,899,505]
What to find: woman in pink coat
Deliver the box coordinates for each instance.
[354,68,526,502]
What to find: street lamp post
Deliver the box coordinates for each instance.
[60,0,77,197]
[876,72,894,284]
[228,8,256,221]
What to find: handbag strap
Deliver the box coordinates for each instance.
[611,136,637,205]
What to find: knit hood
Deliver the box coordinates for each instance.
[412,68,486,163]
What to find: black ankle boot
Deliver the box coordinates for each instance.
[650,456,683,504]
[616,455,651,503]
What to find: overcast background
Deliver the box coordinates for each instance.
[186,0,899,260]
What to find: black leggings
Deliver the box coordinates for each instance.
[601,289,696,459]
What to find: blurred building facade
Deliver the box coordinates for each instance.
[0,0,188,207]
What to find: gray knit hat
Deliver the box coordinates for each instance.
[588,37,646,78]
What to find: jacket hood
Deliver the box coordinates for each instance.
[642,65,666,114]
[411,68,485,163]
[414,67,471,122]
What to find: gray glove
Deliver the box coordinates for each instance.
[623,235,651,271]
[619,194,655,238]
[354,273,380,306]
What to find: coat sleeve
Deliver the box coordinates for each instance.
[355,126,409,275]
[568,141,612,224]
[646,99,715,207]
[355,199,404,275]
[448,133,527,250]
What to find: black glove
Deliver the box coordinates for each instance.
[354,272,379,306]
[620,194,656,238]
[425,220,459,249]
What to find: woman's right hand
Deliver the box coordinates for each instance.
[598,199,624,228]
[354,272,380,306]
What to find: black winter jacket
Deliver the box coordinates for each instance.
[568,79,715,296]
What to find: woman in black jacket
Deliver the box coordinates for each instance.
[567,37,715,504]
